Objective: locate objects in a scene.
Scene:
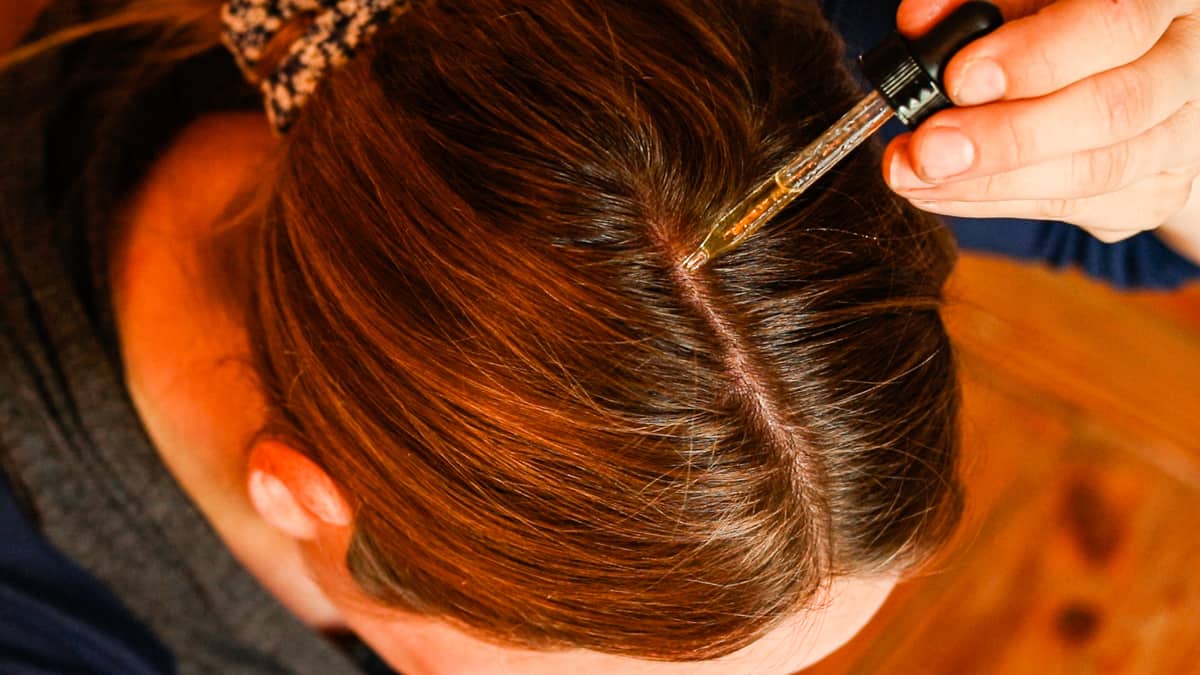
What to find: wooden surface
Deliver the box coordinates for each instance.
[805,254,1200,675]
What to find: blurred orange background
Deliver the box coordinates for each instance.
[806,254,1200,675]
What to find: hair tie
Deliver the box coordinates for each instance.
[221,0,410,132]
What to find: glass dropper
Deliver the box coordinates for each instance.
[681,1,1004,272]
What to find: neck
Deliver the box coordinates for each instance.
[109,111,349,632]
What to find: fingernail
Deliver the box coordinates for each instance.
[954,59,1006,106]
[917,127,975,180]
[888,151,933,191]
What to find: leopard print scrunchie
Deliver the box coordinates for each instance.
[221,0,411,132]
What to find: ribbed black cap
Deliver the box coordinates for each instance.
[859,1,1004,128]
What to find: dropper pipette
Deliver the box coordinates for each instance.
[682,1,1004,272]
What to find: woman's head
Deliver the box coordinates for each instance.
[201,0,965,668]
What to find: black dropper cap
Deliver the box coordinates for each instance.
[860,1,1004,127]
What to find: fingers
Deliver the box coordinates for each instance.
[905,17,1200,182]
[905,169,1199,242]
[940,0,1186,105]
[1157,173,1200,263]
[896,0,1049,37]
[886,101,1200,200]
[892,0,1200,250]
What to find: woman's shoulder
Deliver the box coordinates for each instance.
[0,469,176,675]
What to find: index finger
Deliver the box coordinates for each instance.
[896,0,1045,36]
[930,0,1183,106]
[906,21,1199,181]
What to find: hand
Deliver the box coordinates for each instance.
[883,0,1200,252]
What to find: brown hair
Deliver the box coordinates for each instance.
[47,0,963,661]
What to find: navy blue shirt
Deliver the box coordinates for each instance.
[0,474,175,675]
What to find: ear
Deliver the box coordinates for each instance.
[247,441,353,541]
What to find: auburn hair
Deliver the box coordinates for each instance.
[48,0,964,661]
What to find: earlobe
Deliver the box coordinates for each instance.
[247,441,353,542]
[248,468,321,540]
